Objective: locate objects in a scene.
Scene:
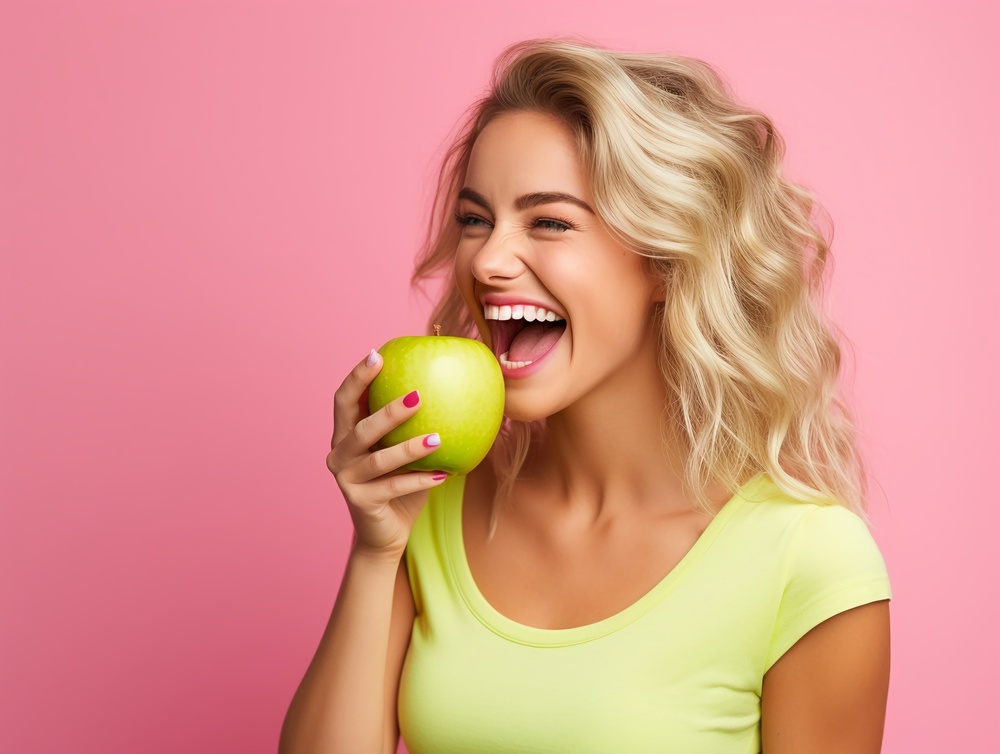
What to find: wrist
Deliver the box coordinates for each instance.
[350,541,405,566]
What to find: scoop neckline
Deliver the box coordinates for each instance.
[443,472,766,647]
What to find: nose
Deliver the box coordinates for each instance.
[470,226,528,284]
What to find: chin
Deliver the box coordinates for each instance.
[502,393,561,425]
[503,408,540,424]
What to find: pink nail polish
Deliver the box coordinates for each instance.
[423,433,441,448]
[366,349,379,367]
[431,472,447,481]
[403,390,420,408]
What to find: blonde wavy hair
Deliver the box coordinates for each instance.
[412,38,868,527]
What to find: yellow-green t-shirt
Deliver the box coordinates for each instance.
[400,473,891,753]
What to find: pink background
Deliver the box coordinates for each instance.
[2,1,996,752]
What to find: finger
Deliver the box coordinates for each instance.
[336,388,423,464]
[349,469,448,504]
[345,432,443,485]
[332,349,383,449]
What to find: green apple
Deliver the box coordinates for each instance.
[368,334,505,475]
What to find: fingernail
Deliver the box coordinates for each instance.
[423,433,441,448]
[431,471,448,481]
[366,349,380,367]
[403,390,420,408]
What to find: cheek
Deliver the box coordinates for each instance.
[569,267,656,344]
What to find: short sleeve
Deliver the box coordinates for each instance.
[765,504,892,671]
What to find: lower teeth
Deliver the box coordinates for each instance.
[500,352,532,369]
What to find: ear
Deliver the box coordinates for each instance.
[644,259,667,303]
[649,277,667,304]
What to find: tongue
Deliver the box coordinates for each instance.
[508,322,565,362]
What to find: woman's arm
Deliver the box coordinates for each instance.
[761,600,891,753]
[279,352,439,753]
[279,549,415,754]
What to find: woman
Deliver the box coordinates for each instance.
[281,39,892,753]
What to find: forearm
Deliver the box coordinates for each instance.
[280,546,402,754]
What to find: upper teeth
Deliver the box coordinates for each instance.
[484,304,565,322]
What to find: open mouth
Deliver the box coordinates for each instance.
[485,304,567,371]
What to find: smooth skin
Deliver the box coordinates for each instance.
[279,351,433,754]
[280,110,890,753]
[761,600,891,753]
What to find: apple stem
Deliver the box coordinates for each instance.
[434,324,441,336]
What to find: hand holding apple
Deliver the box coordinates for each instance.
[326,348,459,558]
[368,332,505,475]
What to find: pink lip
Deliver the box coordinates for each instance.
[478,292,569,379]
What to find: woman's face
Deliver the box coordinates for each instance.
[454,110,663,421]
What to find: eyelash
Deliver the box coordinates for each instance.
[453,212,577,233]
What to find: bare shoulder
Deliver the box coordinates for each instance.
[761,600,890,754]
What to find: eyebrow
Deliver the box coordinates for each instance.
[458,187,595,215]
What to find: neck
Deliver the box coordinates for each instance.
[525,340,696,520]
